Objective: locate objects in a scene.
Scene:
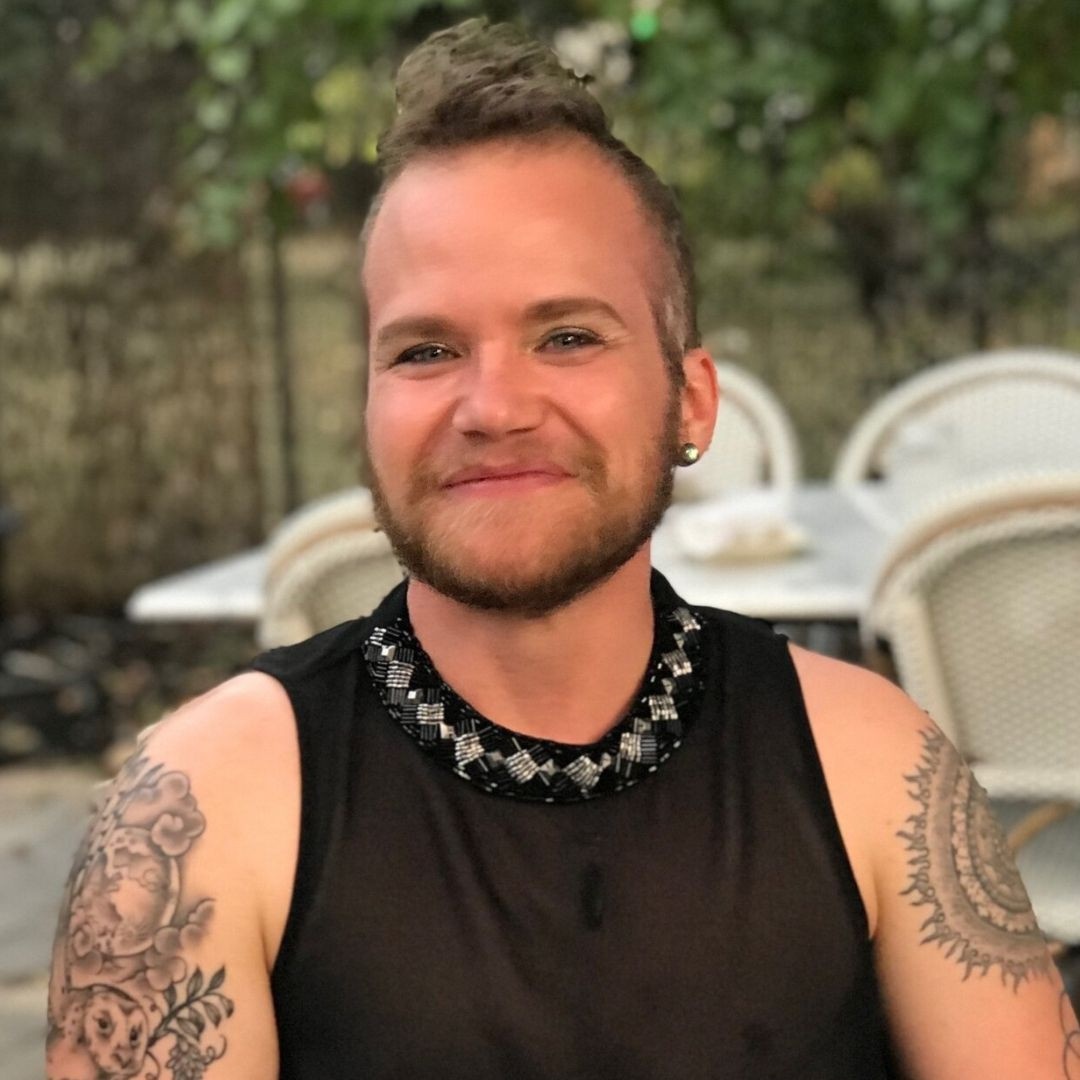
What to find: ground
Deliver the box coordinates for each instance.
[0,762,100,1080]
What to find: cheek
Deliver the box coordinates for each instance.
[565,372,671,453]
[366,390,432,472]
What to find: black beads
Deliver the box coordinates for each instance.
[362,600,706,803]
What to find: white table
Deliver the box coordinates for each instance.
[127,549,267,623]
[126,483,897,626]
[654,484,892,622]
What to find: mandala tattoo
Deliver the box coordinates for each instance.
[47,752,233,1080]
[897,727,1050,989]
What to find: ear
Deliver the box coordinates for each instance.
[678,347,720,452]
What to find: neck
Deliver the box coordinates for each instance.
[406,548,656,744]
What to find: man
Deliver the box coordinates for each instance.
[48,19,1078,1080]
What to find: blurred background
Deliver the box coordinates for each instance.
[2,0,1080,1074]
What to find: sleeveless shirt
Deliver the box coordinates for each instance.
[251,572,900,1079]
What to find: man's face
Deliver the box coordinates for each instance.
[362,136,682,616]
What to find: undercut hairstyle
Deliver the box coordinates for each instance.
[361,18,699,384]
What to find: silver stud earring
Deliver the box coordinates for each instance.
[677,442,700,467]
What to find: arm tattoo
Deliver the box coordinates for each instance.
[47,752,233,1079]
[897,726,1050,988]
[1064,990,1080,1079]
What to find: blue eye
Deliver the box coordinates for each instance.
[395,343,454,365]
[542,329,601,351]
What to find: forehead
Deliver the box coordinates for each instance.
[362,136,658,324]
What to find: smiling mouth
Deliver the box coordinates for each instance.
[444,470,571,494]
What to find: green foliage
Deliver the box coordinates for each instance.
[7,0,1080,324]
[594,0,1080,326]
[77,0,478,248]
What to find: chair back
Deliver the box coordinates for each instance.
[833,350,1080,514]
[673,361,801,502]
[259,487,404,648]
[863,474,1080,802]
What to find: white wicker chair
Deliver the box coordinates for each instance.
[833,349,1080,518]
[672,360,801,502]
[259,487,404,648]
[863,474,1080,944]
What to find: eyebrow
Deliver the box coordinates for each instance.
[372,296,629,353]
[522,296,628,329]
[373,316,460,353]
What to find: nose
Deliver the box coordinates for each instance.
[450,345,544,438]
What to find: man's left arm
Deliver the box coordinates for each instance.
[793,646,1080,1080]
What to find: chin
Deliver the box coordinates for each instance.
[411,518,649,617]
[430,541,580,599]
[425,496,576,556]
[418,564,615,618]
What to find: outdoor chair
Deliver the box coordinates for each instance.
[832,348,1080,520]
[672,360,801,502]
[862,474,1080,946]
[259,487,404,648]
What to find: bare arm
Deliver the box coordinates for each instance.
[46,674,298,1080]
[793,647,1079,1079]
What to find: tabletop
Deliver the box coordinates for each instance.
[126,483,897,626]
[127,548,266,623]
[654,484,892,621]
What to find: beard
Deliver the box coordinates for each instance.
[369,395,680,618]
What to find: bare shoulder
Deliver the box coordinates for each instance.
[789,643,926,748]
[46,672,298,1080]
[786,644,929,937]
[787,644,931,837]
[149,670,297,767]
[136,670,301,961]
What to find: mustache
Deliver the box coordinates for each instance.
[410,443,609,496]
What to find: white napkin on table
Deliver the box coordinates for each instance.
[667,489,808,563]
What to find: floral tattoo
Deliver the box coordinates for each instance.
[897,726,1050,989]
[47,752,232,1079]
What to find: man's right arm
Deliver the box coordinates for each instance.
[46,673,299,1080]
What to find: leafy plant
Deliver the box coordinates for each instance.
[154,965,234,1046]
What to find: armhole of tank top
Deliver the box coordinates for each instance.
[260,671,320,988]
[774,638,872,945]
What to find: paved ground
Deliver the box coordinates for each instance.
[0,763,99,1080]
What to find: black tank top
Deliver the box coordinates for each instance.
[251,573,899,1079]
